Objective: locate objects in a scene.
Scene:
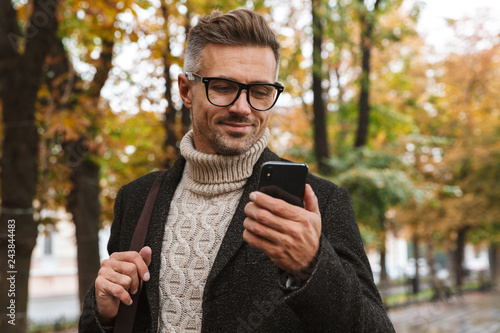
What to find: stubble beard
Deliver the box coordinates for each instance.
[201,115,259,155]
[210,130,257,155]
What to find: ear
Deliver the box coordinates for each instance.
[178,74,193,109]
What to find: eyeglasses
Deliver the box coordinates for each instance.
[186,72,284,111]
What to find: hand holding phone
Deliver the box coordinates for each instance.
[246,161,321,279]
[258,161,308,207]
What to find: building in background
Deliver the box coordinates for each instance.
[28,209,110,325]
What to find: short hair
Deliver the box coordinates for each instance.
[184,8,280,79]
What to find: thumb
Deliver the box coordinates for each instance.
[304,184,320,216]
[140,246,152,267]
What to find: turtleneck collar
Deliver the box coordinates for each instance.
[179,129,269,196]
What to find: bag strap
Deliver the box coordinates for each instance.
[113,171,165,333]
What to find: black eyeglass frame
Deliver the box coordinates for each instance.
[185,72,284,111]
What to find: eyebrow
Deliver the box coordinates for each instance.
[209,75,274,85]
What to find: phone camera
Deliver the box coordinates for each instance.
[263,167,273,181]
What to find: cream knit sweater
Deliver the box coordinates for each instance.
[158,129,269,333]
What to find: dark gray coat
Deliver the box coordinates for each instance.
[79,148,395,332]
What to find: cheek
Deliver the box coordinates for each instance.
[191,102,217,127]
[258,112,272,128]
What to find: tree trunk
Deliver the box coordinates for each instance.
[377,229,388,284]
[0,1,58,331]
[454,226,469,290]
[379,248,388,284]
[161,4,191,168]
[412,234,420,294]
[355,45,370,147]
[446,248,455,280]
[426,240,437,280]
[354,0,381,147]
[71,39,112,307]
[45,35,110,306]
[311,0,330,174]
[333,66,348,152]
[163,54,179,168]
[65,140,102,304]
[354,7,372,147]
[488,243,500,283]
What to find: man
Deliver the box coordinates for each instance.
[80,8,395,332]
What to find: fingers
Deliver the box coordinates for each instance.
[243,216,285,246]
[246,191,303,223]
[242,227,279,260]
[244,200,290,234]
[243,218,318,273]
[246,185,320,227]
[139,246,152,280]
[109,249,150,284]
[250,185,320,214]
[94,246,152,320]
[95,273,131,313]
[303,184,320,216]
[243,184,322,275]
[102,258,140,294]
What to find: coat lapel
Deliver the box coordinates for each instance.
[204,148,280,293]
[142,148,280,330]
[144,157,186,332]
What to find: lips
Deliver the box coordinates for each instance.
[222,122,251,131]
[217,117,255,132]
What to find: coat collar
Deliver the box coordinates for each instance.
[145,148,280,331]
[204,148,280,293]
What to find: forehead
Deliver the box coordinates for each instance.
[199,43,277,82]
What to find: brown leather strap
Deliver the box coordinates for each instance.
[113,171,165,333]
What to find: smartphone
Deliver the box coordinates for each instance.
[258,161,309,207]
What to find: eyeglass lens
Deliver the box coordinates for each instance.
[207,79,278,111]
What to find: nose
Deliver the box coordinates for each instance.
[228,90,252,115]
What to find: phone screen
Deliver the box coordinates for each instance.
[258,161,308,207]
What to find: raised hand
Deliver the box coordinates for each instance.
[243,184,321,280]
[94,246,152,323]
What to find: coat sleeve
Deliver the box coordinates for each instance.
[282,183,395,332]
[78,186,125,333]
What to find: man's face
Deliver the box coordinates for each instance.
[179,43,277,155]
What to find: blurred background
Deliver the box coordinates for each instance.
[0,0,499,332]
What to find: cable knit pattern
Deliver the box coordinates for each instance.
[158,129,269,333]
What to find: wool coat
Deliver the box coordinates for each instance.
[79,148,395,332]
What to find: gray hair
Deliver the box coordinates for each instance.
[184,9,280,79]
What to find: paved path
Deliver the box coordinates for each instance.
[389,290,500,333]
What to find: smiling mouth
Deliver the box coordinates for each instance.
[221,122,253,133]
[217,116,255,132]
[223,122,251,127]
